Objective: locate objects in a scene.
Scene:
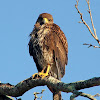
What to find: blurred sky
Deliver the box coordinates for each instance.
[0,0,100,100]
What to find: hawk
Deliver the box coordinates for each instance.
[29,13,68,100]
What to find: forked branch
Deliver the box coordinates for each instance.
[75,0,100,47]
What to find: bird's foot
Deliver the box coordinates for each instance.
[32,73,39,79]
[32,65,50,79]
[39,65,50,79]
[39,71,48,79]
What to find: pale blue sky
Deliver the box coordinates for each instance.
[0,0,100,100]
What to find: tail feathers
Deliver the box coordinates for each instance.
[53,91,62,100]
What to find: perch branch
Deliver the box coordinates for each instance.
[0,76,100,99]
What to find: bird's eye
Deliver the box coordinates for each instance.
[48,19,51,21]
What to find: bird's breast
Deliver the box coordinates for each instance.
[31,28,53,69]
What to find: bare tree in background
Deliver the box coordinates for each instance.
[0,0,100,100]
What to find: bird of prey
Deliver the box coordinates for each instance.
[29,13,68,100]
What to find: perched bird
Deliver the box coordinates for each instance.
[29,13,68,100]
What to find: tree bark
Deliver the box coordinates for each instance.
[0,76,100,99]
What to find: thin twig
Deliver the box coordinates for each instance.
[75,0,100,46]
[80,92,97,100]
[83,43,100,48]
[70,90,97,100]
[33,89,45,100]
[86,0,97,39]
[75,0,96,40]
[93,93,100,97]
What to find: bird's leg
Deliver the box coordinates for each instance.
[39,64,50,79]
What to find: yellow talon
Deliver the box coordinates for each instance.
[39,65,50,79]
[32,73,38,78]
[32,65,50,79]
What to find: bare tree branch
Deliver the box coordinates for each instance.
[93,93,100,97]
[83,43,100,48]
[0,76,100,99]
[70,90,81,100]
[80,92,97,100]
[70,90,97,100]
[75,0,100,47]
[0,95,14,100]
[33,89,45,100]
[86,0,97,39]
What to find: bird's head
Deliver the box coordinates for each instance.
[35,13,53,29]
